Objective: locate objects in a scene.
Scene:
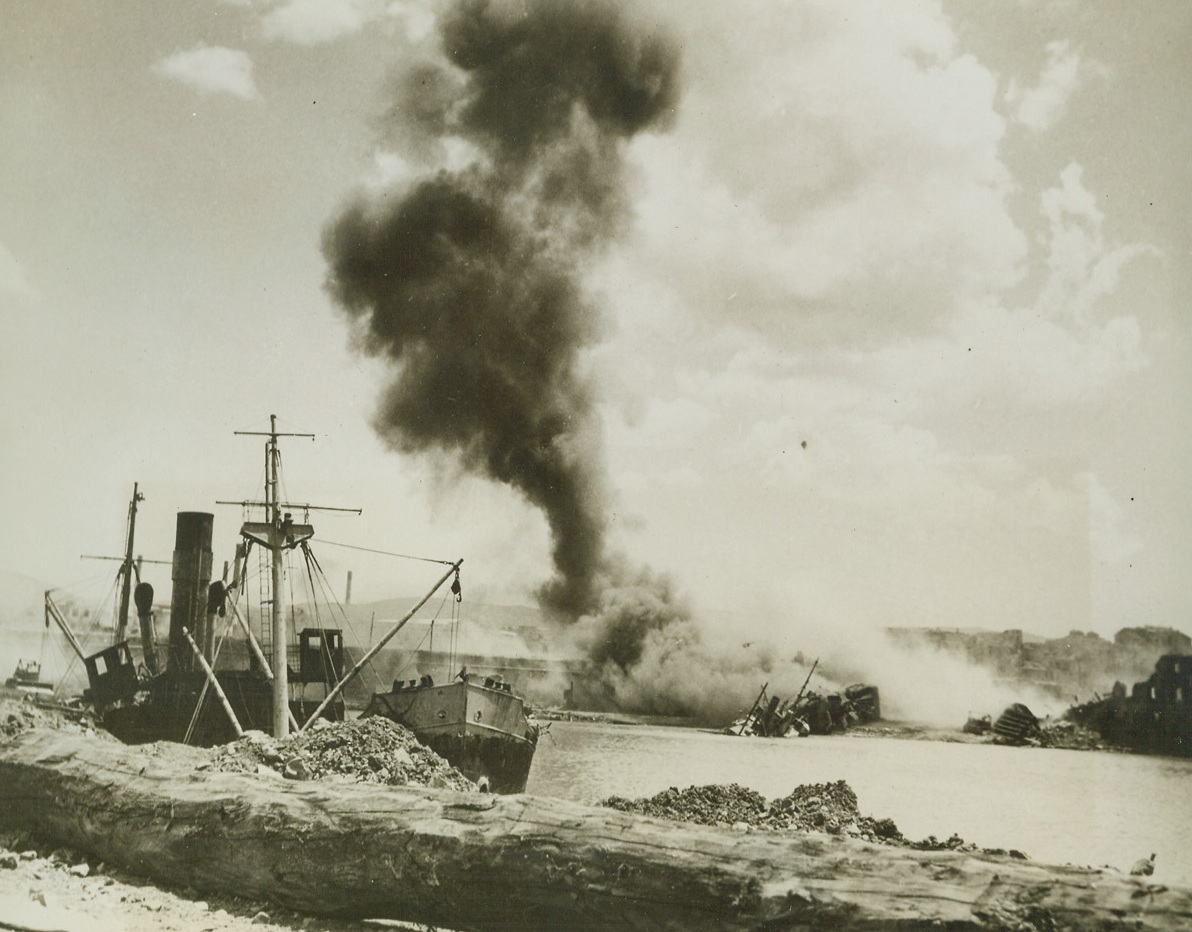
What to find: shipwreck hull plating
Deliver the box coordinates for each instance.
[102,671,343,747]
[416,730,537,794]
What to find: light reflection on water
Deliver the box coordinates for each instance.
[526,720,1192,886]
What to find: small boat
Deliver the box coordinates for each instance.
[4,660,53,697]
[364,670,539,794]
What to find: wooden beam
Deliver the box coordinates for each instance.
[1,730,1188,931]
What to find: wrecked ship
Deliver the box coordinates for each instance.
[60,418,537,793]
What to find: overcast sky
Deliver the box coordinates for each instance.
[2,0,1189,644]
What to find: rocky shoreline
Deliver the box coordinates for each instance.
[2,695,1176,930]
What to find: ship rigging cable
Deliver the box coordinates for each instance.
[316,539,456,565]
[299,541,385,692]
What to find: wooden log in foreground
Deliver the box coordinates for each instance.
[1,729,1189,931]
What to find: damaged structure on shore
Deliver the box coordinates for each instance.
[887,625,1191,699]
[1068,654,1192,757]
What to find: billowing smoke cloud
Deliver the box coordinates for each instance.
[570,559,823,722]
[322,0,822,722]
[324,0,679,620]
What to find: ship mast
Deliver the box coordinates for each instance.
[222,415,359,738]
[265,417,292,738]
[82,484,169,646]
[115,483,144,644]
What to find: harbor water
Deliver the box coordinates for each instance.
[526,720,1192,887]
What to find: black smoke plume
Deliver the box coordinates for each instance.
[321,2,814,723]
[323,0,678,620]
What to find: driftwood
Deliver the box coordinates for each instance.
[1,729,1190,931]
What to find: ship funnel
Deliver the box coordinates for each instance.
[167,512,214,675]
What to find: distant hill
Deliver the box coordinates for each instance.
[339,597,545,630]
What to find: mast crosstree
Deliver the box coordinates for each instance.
[217,415,360,738]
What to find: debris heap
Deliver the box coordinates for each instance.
[207,716,475,791]
[977,703,1112,751]
[600,783,769,827]
[991,703,1043,745]
[1039,718,1112,751]
[1,698,102,742]
[728,682,882,738]
[602,779,1026,857]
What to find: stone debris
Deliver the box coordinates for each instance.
[966,704,1113,751]
[962,714,992,735]
[207,715,475,792]
[1039,718,1113,751]
[1,698,103,743]
[602,779,1028,857]
[601,783,769,828]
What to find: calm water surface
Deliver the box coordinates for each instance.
[526,720,1192,886]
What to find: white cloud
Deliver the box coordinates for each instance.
[623,1,1025,342]
[1037,163,1159,325]
[1084,472,1142,568]
[0,240,37,300]
[151,45,260,101]
[261,0,430,45]
[1006,39,1083,132]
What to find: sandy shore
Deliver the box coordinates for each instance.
[0,697,437,932]
[0,831,432,932]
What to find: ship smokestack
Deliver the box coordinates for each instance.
[167,512,214,674]
[345,570,353,606]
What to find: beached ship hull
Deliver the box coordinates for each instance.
[100,669,343,746]
[364,677,538,793]
[87,618,345,747]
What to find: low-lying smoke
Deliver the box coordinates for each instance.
[563,559,820,724]
[796,624,1066,727]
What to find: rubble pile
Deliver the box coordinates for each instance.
[962,714,992,735]
[208,716,475,791]
[1040,719,1112,752]
[992,703,1043,745]
[602,779,1026,857]
[972,703,1113,751]
[601,783,769,827]
[765,781,888,838]
[603,780,881,838]
[0,698,101,743]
